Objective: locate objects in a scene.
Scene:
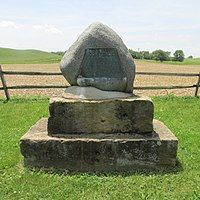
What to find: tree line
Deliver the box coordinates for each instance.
[129,49,187,62]
[52,49,190,63]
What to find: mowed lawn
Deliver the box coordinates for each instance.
[0,96,200,199]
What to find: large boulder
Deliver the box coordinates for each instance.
[60,22,135,93]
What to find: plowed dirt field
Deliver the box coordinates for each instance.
[1,60,200,98]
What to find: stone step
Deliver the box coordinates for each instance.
[20,118,178,173]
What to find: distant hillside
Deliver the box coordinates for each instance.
[1,47,199,66]
[134,58,200,66]
[161,58,200,66]
[0,47,62,64]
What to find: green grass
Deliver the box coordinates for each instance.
[0,47,62,64]
[0,96,200,199]
[164,58,200,66]
[141,58,200,66]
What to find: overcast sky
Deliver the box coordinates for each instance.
[0,0,200,57]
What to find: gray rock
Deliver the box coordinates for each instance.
[60,22,135,93]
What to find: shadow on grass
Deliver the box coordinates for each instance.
[0,95,49,104]
[25,158,183,177]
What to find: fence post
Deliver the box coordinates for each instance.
[0,65,10,101]
[195,72,200,97]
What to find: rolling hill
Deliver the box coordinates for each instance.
[0,47,62,64]
[0,47,199,65]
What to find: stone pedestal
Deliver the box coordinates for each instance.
[20,89,178,172]
[19,21,179,172]
[20,118,178,172]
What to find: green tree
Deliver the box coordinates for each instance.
[129,49,141,59]
[51,51,65,56]
[173,50,185,62]
[140,51,151,60]
[151,50,170,62]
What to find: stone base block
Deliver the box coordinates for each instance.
[20,118,178,172]
[48,94,154,135]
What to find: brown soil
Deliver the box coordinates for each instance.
[0,61,200,98]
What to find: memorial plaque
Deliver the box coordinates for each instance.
[80,48,125,78]
[77,48,127,91]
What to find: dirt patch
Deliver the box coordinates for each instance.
[0,61,200,98]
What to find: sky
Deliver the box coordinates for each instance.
[0,0,200,57]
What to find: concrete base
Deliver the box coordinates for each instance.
[62,86,133,100]
[20,118,178,172]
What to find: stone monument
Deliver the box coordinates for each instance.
[20,22,178,172]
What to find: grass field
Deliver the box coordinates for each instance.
[140,58,200,66]
[0,96,199,199]
[0,47,61,64]
[165,58,200,66]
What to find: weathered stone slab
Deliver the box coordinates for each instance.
[20,118,178,172]
[60,22,135,93]
[48,94,154,135]
[62,86,132,100]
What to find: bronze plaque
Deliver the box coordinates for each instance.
[80,48,124,78]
